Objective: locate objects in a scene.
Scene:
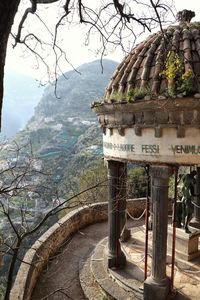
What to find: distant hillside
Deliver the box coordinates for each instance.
[0,59,118,292]
[12,59,118,195]
[1,70,43,138]
[33,59,116,120]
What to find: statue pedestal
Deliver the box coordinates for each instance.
[190,217,200,230]
[168,226,200,261]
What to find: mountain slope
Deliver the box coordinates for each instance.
[33,59,116,120]
[13,59,118,194]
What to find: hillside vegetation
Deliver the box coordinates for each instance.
[10,59,118,196]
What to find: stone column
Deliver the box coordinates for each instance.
[144,165,172,300]
[190,167,200,229]
[107,160,127,269]
[148,177,153,230]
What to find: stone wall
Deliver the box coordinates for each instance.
[10,199,146,300]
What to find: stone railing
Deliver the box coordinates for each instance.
[10,199,146,300]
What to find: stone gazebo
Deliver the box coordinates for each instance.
[92,10,200,300]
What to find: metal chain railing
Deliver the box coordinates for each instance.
[126,208,146,221]
[192,201,200,209]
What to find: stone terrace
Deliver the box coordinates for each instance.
[32,220,200,300]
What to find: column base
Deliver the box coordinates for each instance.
[108,250,126,269]
[144,276,170,300]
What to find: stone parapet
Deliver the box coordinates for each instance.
[10,198,145,300]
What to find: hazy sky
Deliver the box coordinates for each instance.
[5,0,200,79]
[2,0,200,137]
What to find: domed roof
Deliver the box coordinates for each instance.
[104,10,200,102]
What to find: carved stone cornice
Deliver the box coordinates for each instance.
[91,98,200,138]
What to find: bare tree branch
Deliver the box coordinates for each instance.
[11,0,175,87]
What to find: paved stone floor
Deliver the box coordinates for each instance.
[32,222,108,300]
[123,225,200,300]
[32,219,200,300]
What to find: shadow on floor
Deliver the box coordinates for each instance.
[174,291,191,300]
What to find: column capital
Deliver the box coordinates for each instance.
[150,165,173,180]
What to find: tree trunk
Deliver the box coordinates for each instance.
[0,0,20,128]
[4,239,21,300]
